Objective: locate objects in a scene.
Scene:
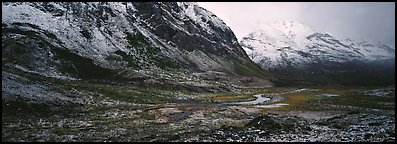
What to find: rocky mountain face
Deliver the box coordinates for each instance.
[241,20,395,86]
[2,2,272,87]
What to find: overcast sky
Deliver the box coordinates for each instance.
[197,2,395,47]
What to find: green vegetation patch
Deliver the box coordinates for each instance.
[208,93,256,103]
[123,31,184,69]
[233,60,272,79]
[321,91,395,110]
[147,46,161,56]
[265,87,395,112]
[114,50,140,69]
[153,57,183,69]
[125,31,148,48]
[64,80,173,104]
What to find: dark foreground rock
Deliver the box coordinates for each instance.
[195,112,395,142]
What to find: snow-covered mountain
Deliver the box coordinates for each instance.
[2,2,269,81]
[241,20,395,70]
[241,20,395,86]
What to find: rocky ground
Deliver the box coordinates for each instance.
[2,69,395,142]
[195,111,395,142]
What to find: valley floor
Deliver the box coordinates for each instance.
[2,71,395,142]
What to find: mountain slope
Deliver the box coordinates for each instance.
[2,2,272,84]
[2,2,275,105]
[241,20,395,86]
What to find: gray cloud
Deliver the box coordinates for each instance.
[197,2,395,46]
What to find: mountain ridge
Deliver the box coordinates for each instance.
[2,2,272,85]
[241,20,395,86]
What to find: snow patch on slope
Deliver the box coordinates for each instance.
[177,2,230,35]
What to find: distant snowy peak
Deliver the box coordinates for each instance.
[241,20,395,69]
[271,20,314,37]
[259,20,314,41]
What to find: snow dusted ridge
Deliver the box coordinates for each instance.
[2,2,139,70]
[241,20,395,69]
[177,2,231,35]
[2,2,250,79]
